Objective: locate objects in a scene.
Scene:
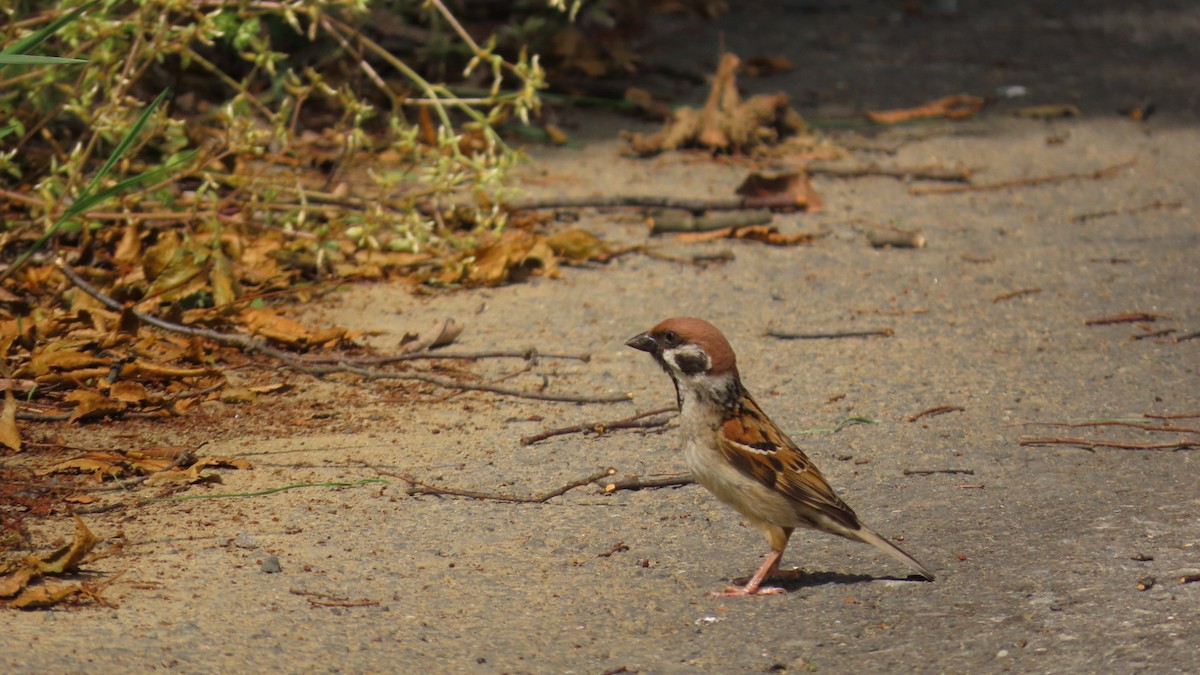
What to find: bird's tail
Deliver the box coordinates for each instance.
[853,526,935,581]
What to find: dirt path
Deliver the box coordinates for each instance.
[5,2,1199,673]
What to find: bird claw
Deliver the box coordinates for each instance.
[708,585,787,597]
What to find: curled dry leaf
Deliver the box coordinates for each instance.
[401,318,464,353]
[450,230,561,287]
[675,224,821,246]
[622,53,811,157]
[64,389,123,423]
[0,390,19,451]
[546,229,616,264]
[1,514,101,608]
[735,171,823,211]
[240,307,347,348]
[866,94,986,124]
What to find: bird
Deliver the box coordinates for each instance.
[626,317,934,596]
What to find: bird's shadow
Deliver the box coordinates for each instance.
[731,569,926,590]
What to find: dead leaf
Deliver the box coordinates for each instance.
[735,171,822,211]
[34,514,100,575]
[64,389,123,423]
[461,231,560,286]
[9,583,83,609]
[740,54,796,77]
[400,318,464,353]
[867,94,986,124]
[676,224,820,246]
[240,308,347,348]
[546,229,615,263]
[25,349,107,377]
[622,52,810,157]
[0,389,19,451]
[108,380,148,404]
[192,455,252,471]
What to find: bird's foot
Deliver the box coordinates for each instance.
[708,585,786,597]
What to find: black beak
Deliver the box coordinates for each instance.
[625,332,658,353]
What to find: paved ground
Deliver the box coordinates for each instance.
[4,1,1199,672]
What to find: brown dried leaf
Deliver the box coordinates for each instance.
[109,380,148,404]
[0,389,19,451]
[25,350,107,377]
[736,171,822,211]
[675,224,819,246]
[741,54,797,77]
[462,231,560,286]
[64,389,123,423]
[193,456,252,471]
[546,229,615,263]
[9,583,83,609]
[239,308,347,348]
[34,514,100,575]
[866,94,986,124]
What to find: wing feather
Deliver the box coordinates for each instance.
[718,392,861,531]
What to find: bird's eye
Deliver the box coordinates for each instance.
[662,330,680,346]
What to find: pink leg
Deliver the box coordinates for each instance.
[708,550,786,597]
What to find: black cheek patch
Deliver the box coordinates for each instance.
[674,351,711,374]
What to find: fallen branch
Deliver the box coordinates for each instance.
[910,158,1135,196]
[55,258,628,405]
[1069,199,1182,223]
[1085,312,1161,325]
[520,406,676,445]
[907,406,965,422]
[506,195,808,215]
[370,465,615,503]
[766,328,894,340]
[289,588,380,607]
[602,474,695,492]
[903,469,975,476]
[1022,421,1199,434]
[993,288,1042,303]
[1018,436,1199,451]
[807,162,971,183]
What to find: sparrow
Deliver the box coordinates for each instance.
[626,317,934,596]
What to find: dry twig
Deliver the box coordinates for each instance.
[907,406,966,422]
[1019,437,1199,451]
[910,158,1135,196]
[602,474,695,492]
[520,406,676,445]
[368,465,615,503]
[903,469,975,476]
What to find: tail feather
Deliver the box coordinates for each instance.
[853,526,935,581]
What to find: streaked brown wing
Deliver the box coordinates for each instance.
[718,392,861,531]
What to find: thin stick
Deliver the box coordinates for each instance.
[370,466,615,503]
[1085,312,1161,325]
[993,288,1042,303]
[903,469,976,476]
[603,474,695,492]
[520,406,676,445]
[1069,199,1182,223]
[807,162,971,182]
[1019,437,1199,451]
[508,195,808,214]
[1144,412,1200,420]
[907,405,965,422]
[299,349,592,365]
[766,328,894,340]
[1024,421,1199,434]
[910,158,1135,195]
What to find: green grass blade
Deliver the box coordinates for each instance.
[1,1,99,57]
[81,88,171,197]
[0,54,86,65]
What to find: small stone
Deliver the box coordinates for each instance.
[233,532,258,549]
[260,555,282,574]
